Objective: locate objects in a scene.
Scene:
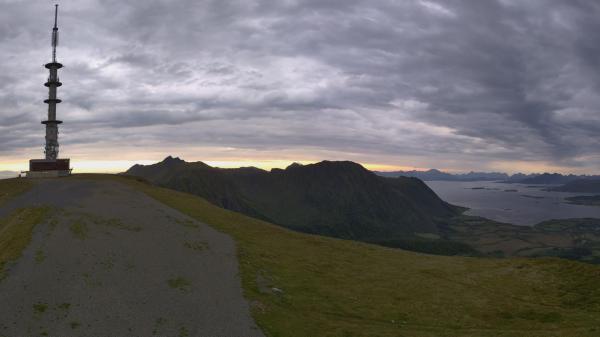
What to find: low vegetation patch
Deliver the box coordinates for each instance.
[0,207,50,279]
[152,317,167,335]
[69,220,88,240]
[34,249,46,264]
[96,215,142,232]
[81,272,102,287]
[72,212,142,232]
[98,256,115,270]
[33,303,48,314]
[166,215,200,229]
[179,326,189,337]
[168,277,191,292]
[58,302,71,311]
[183,241,207,251]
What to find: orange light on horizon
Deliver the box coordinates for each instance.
[0,157,595,175]
[0,158,429,174]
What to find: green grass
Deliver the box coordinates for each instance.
[58,303,71,311]
[153,317,167,335]
[0,207,50,279]
[33,303,48,314]
[69,220,88,240]
[0,178,32,207]
[34,249,46,264]
[79,174,600,337]
[168,277,191,292]
[179,326,189,337]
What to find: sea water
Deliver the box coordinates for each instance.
[425,180,600,226]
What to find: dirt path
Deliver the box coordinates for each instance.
[0,178,265,337]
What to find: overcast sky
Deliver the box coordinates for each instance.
[1,0,599,173]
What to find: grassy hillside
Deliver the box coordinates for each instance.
[90,174,600,337]
[126,157,462,246]
[0,178,32,206]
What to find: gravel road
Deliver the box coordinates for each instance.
[0,178,265,337]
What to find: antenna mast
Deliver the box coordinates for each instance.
[42,3,64,162]
[27,3,71,178]
[52,4,59,63]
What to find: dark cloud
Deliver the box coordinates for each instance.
[1,0,599,172]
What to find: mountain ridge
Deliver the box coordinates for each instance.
[376,169,513,181]
[376,169,600,183]
[126,157,463,246]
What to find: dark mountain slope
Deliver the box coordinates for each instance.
[126,157,462,243]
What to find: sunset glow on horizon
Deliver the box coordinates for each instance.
[0,152,594,176]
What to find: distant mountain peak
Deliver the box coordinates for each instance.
[315,160,366,169]
[161,156,185,165]
[284,161,368,173]
[375,168,510,181]
[286,162,304,170]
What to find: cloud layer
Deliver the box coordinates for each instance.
[1,0,599,173]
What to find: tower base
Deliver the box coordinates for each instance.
[26,159,72,178]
